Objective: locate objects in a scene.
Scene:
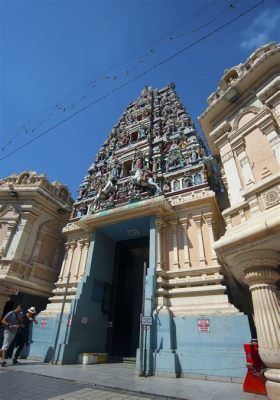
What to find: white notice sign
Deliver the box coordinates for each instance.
[81,316,88,325]
[197,319,210,332]
[141,316,153,326]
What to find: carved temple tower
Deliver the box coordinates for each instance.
[30,83,251,379]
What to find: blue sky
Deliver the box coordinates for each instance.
[1,0,280,198]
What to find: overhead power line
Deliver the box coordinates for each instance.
[1,0,223,150]
[0,0,264,162]
[1,0,238,152]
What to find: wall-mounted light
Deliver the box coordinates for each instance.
[127,229,140,237]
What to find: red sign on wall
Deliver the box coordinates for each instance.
[197,319,210,332]
[41,319,47,329]
[0,285,19,295]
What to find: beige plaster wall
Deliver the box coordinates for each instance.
[245,127,279,181]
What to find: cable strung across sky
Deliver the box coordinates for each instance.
[0,0,265,161]
[1,0,237,152]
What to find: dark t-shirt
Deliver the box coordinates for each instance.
[18,315,34,339]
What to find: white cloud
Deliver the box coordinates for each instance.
[241,8,280,50]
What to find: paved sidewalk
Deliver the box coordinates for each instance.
[1,360,264,400]
[0,370,165,400]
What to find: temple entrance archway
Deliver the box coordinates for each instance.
[107,236,149,358]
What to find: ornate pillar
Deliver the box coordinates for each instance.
[237,250,280,400]
[181,218,190,268]
[59,243,69,281]
[64,242,76,281]
[204,214,218,265]
[193,215,206,267]
[169,220,179,270]
[235,141,255,186]
[221,149,243,205]
[156,219,164,272]
[78,239,90,278]
[30,231,45,263]
[0,221,18,257]
[259,118,280,164]
[74,240,84,279]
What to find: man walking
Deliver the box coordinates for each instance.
[1,304,23,367]
[11,306,38,364]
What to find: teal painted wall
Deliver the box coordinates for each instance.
[152,313,251,378]
[28,229,116,363]
[59,230,116,362]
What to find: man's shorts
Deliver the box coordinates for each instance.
[1,330,16,351]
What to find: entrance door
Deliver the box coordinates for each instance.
[108,236,149,357]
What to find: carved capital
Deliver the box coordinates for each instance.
[221,150,234,163]
[244,267,280,288]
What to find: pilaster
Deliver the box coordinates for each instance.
[180,218,190,268]
[203,214,218,265]
[221,148,243,205]
[259,118,280,165]
[155,219,164,272]
[169,219,180,270]
[193,215,206,267]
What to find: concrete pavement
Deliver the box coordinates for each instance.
[0,360,264,400]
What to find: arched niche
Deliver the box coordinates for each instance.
[232,107,260,131]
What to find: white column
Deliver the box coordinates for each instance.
[221,150,243,205]
[0,221,17,257]
[30,232,45,262]
[204,216,218,265]
[237,149,255,186]
[239,250,280,400]
[193,216,206,267]
[181,218,190,268]
[156,219,163,272]
[74,240,84,279]
[78,239,89,277]
[169,220,180,270]
[259,119,280,164]
[59,243,69,281]
[64,242,76,281]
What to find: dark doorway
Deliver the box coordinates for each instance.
[107,236,149,358]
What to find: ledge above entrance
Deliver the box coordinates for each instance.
[65,195,173,233]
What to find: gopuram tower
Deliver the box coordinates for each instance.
[30,83,252,380]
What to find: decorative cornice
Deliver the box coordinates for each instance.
[209,121,231,141]
[256,76,280,103]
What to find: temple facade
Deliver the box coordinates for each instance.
[29,83,251,379]
[199,42,280,399]
[0,171,73,317]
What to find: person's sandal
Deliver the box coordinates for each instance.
[1,361,7,367]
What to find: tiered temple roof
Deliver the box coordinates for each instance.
[74,83,218,216]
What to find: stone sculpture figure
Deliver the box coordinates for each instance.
[92,177,118,212]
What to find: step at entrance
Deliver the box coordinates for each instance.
[122,357,136,364]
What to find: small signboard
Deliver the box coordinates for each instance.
[141,316,153,326]
[41,319,47,329]
[81,316,88,325]
[197,319,210,332]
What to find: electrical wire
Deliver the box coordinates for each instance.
[0,0,264,162]
[1,0,235,150]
